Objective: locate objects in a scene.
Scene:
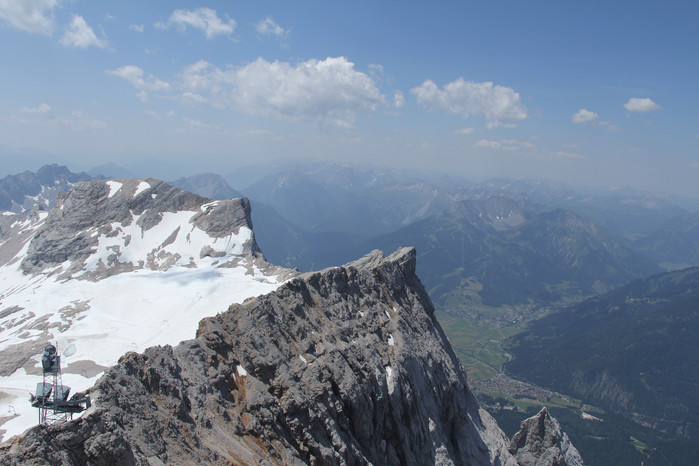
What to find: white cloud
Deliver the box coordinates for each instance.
[178,56,386,127]
[129,24,144,33]
[624,97,661,113]
[474,139,504,149]
[107,65,171,95]
[474,138,534,151]
[598,120,621,132]
[572,108,598,124]
[454,127,474,135]
[410,78,527,127]
[255,17,288,38]
[9,105,105,131]
[394,91,405,108]
[165,8,235,39]
[555,150,584,159]
[572,109,620,131]
[145,110,160,119]
[60,15,108,49]
[0,0,56,35]
[20,102,52,115]
[57,110,107,130]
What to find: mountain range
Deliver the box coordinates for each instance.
[4,163,699,463]
[505,266,699,441]
[0,243,582,465]
[0,174,585,464]
[364,198,661,309]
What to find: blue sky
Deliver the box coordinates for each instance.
[1,1,697,196]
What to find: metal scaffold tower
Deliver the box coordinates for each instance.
[30,344,90,425]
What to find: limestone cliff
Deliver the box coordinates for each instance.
[0,248,579,465]
[509,407,584,466]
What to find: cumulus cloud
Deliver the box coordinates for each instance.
[624,97,661,113]
[20,102,52,115]
[57,110,107,130]
[0,0,56,35]
[162,8,235,39]
[179,116,222,133]
[410,78,527,127]
[107,65,171,98]
[598,120,621,132]
[572,108,620,131]
[178,56,386,127]
[572,108,598,124]
[60,15,108,48]
[394,91,405,108]
[454,127,474,135]
[129,24,144,33]
[255,17,288,39]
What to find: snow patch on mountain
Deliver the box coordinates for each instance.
[0,179,293,442]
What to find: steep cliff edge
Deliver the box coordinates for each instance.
[0,248,578,464]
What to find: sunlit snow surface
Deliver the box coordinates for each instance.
[0,208,284,442]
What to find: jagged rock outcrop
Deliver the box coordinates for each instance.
[0,248,580,465]
[509,407,583,466]
[0,164,92,213]
[0,248,498,464]
[19,178,263,279]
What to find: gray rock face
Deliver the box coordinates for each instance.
[19,178,261,278]
[169,173,243,201]
[0,248,581,465]
[509,407,584,466]
[0,248,514,465]
[0,164,92,213]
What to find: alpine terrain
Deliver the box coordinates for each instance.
[0,178,292,441]
[0,175,584,464]
[0,247,582,465]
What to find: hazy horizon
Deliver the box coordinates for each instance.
[1,1,697,197]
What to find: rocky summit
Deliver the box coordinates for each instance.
[0,247,580,465]
[509,407,583,466]
[0,178,290,441]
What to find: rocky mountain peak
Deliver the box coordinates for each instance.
[446,195,539,232]
[509,407,584,466]
[19,178,262,279]
[0,247,580,465]
[0,164,92,213]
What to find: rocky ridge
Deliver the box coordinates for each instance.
[0,164,92,213]
[0,178,291,441]
[1,248,580,465]
[509,407,583,466]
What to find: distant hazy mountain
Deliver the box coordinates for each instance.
[243,161,473,238]
[505,266,699,440]
[478,179,691,238]
[0,164,92,212]
[634,211,699,269]
[87,162,135,179]
[363,196,661,309]
[169,173,243,201]
[508,209,661,291]
[250,201,358,271]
